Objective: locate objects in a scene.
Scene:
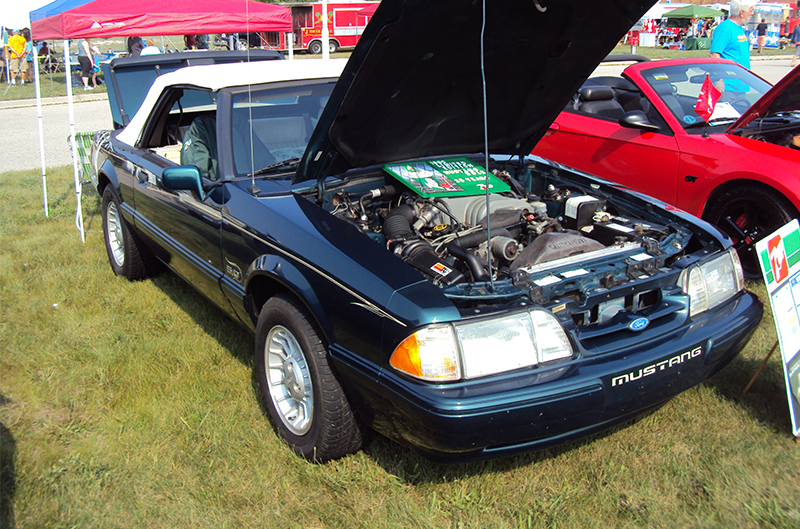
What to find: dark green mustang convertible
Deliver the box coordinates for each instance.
[90,0,763,462]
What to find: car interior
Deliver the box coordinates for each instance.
[567,75,669,131]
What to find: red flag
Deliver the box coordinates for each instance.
[694,74,721,122]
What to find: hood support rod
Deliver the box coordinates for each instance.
[480,0,495,292]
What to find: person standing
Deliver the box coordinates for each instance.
[22,29,34,83]
[756,18,768,53]
[791,23,800,67]
[77,38,97,90]
[126,36,143,57]
[7,30,27,85]
[710,0,756,68]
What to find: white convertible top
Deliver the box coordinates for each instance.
[116,58,348,147]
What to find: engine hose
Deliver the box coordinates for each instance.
[447,242,490,282]
[383,204,416,240]
[451,227,513,250]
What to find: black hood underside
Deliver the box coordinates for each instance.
[296,0,656,184]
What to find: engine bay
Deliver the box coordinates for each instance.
[733,114,800,150]
[323,159,696,311]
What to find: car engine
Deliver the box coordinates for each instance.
[330,170,676,289]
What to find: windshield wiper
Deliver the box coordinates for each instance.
[248,157,300,177]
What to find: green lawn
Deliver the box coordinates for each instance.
[1,166,799,528]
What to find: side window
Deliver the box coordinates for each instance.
[141,87,218,179]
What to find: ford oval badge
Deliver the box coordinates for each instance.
[629,317,649,332]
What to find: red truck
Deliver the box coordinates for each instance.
[258,1,380,54]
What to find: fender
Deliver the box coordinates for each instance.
[97,157,121,194]
[238,253,331,342]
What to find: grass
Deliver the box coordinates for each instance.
[0,72,108,101]
[2,169,800,528]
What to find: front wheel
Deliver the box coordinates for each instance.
[255,294,363,461]
[102,186,151,281]
[705,185,797,279]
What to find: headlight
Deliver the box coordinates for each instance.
[390,310,573,382]
[390,326,460,382]
[680,248,744,317]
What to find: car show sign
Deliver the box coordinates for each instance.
[383,157,511,198]
[756,218,800,437]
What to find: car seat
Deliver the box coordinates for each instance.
[651,82,687,121]
[577,85,625,120]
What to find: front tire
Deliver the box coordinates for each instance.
[102,186,150,281]
[255,294,363,461]
[705,185,797,279]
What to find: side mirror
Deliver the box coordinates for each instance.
[162,165,206,200]
[619,110,661,133]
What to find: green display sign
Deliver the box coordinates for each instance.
[383,157,511,198]
[756,218,800,438]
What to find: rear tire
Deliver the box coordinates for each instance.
[705,185,797,279]
[328,40,339,53]
[102,186,151,281]
[255,294,363,461]
[308,41,322,54]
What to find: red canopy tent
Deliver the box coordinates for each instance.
[31,0,291,39]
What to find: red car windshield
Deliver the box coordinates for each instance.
[639,63,772,129]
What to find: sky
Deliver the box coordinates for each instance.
[2,0,55,30]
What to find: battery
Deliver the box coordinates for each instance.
[585,216,669,246]
[561,195,606,230]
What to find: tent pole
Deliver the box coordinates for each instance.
[322,0,329,60]
[3,28,9,84]
[34,47,49,217]
[64,39,85,243]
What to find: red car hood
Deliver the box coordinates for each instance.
[728,64,800,132]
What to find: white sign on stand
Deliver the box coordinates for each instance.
[756,218,800,438]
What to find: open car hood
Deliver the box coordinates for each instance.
[727,63,800,133]
[295,0,657,185]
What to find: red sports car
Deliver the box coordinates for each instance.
[534,56,800,278]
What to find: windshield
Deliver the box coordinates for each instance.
[230,83,334,177]
[640,62,772,129]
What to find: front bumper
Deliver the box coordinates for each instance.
[350,290,762,462]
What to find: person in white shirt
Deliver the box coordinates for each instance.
[140,39,161,56]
